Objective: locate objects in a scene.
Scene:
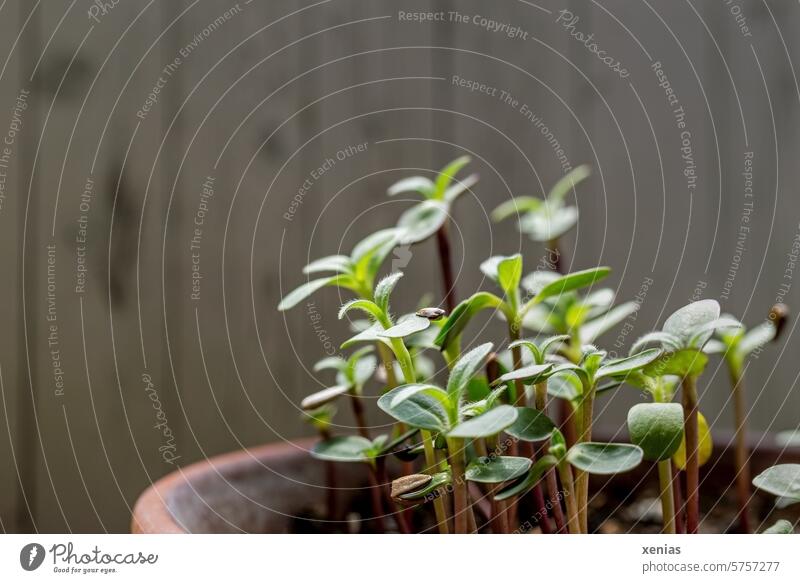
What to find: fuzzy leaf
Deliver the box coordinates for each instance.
[397,200,449,245]
[446,342,494,400]
[547,372,582,402]
[378,384,451,433]
[448,404,517,438]
[582,302,639,344]
[663,299,720,345]
[310,436,372,462]
[341,321,392,349]
[433,156,471,199]
[278,276,338,311]
[302,254,352,274]
[567,442,643,475]
[492,196,543,222]
[314,356,347,373]
[387,176,434,197]
[763,520,794,534]
[444,173,479,203]
[533,267,611,304]
[644,349,708,378]
[435,292,505,351]
[505,407,556,442]
[752,464,800,500]
[493,363,554,386]
[466,455,532,484]
[631,331,682,354]
[374,272,403,313]
[596,348,661,381]
[494,455,557,501]
[338,299,383,321]
[627,403,684,462]
[687,317,742,348]
[300,385,350,410]
[738,322,777,356]
[547,165,591,205]
[380,315,431,339]
[519,206,578,241]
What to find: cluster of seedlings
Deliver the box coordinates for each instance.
[279,158,799,534]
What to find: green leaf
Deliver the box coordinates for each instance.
[491,196,543,222]
[738,322,777,356]
[547,372,582,402]
[444,173,478,203]
[494,455,557,501]
[397,200,449,245]
[338,299,383,321]
[302,254,352,275]
[466,456,532,483]
[493,363,554,386]
[508,339,543,364]
[547,165,591,206]
[582,302,639,344]
[341,321,392,349]
[310,436,372,462]
[300,385,350,410]
[627,403,684,462]
[505,407,555,442]
[314,356,347,373]
[702,339,728,355]
[435,293,505,351]
[687,316,742,348]
[532,267,611,305]
[631,331,682,354]
[278,276,338,311]
[643,349,708,378]
[387,176,434,197]
[752,464,800,499]
[380,315,431,338]
[497,255,523,297]
[446,342,494,400]
[377,384,451,433]
[519,205,578,241]
[448,404,517,438]
[350,228,399,281]
[567,442,643,475]
[663,299,720,346]
[374,272,403,313]
[763,520,794,534]
[596,348,662,381]
[433,155,471,199]
[351,355,377,386]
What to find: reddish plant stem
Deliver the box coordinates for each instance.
[681,376,700,534]
[350,394,370,440]
[436,222,457,313]
[366,466,386,532]
[376,457,411,534]
[536,382,566,532]
[672,462,685,534]
[319,429,338,522]
[729,365,752,533]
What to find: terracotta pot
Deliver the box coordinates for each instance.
[132,431,799,533]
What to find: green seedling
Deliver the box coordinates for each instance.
[704,306,787,533]
[493,165,591,270]
[632,299,741,533]
[496,428,643,533]
[494,343,660,532]
[379,342,536,533]
[387,156,478,311]
[753,464,800,534]
[627,403,684,533]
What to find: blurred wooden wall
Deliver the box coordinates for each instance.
[1,0,799,532]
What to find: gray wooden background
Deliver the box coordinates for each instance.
[1,0,799,533]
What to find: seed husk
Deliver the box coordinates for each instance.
[416,307,446,320]
[391,474,433,500]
